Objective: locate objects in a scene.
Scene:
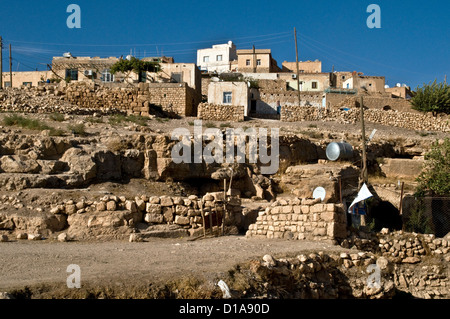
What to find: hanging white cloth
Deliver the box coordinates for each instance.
[348,183,373,214]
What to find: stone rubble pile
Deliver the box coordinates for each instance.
[246,252,395,299]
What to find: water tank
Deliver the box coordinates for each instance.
[326,142,353,161]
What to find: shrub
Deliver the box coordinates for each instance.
[416,138,450,197]
[49,113,65,122]
[411,80,450,116]
[68,123,87,136]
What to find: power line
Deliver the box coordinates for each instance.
[4,31,292,47]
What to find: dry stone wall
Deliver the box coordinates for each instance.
[0,82,199,117]
[280,106,449,132]
[246,197,347,241]
[197,102,245,122]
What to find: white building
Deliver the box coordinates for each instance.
[197,41,237,73]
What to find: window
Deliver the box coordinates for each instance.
[203,56,209,63]
[216,55,223,61]
[4,82,11,88]
[22,82,32,87]
[312,81,318,89]
[246,59,251,66]
[139,71,147,83]
[65,69,78,81]
[223,92,232,104]
[342,76,346,80]
[101,69,114,83]
[171,72,183,83]
[256,59,261,66]
[369,83,372,87]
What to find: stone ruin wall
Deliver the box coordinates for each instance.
[197,102,245,122]
[246,197,348,242]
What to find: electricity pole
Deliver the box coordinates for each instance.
[9,44,12,88]
[294,27,301,106]
[0,36,3,89]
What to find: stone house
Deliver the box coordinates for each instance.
[1,70,53,88]
[236,48,281,73]
[342,74,385,93]
[197,41,237,73]
[207,81,250,116]
[281,60,322,73]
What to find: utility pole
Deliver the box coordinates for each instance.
[294,27,301,106]
[359,96,368,187]
[9,44,12,88]
[252,45,256,73]
[0,36,3,89]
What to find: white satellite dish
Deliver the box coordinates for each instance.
[396,83,401,87]
[313,187,326,201]
[384,85,390,89]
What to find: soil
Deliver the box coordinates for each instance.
[0,235,350,298]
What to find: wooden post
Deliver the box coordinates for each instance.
[200,200,206,238]
[208,209,214,236]
[214,203,220,237]
[399,181,405,215]
[359,96,368,187]
[294,27,301,106]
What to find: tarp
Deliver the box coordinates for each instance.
[348,183,373,214]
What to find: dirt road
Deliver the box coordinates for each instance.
[0,236,347,292]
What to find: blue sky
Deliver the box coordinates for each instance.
[1,0,449,89]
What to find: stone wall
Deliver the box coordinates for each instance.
[280,106,449,132]
[5,192,243,240]
[197,102,245,122]
[246,197,347,241]
[62,82,199,117]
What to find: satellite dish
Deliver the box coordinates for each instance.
[402,83,407,87]
[63,52,72,58]
[384,85,390,89]
[211,77,220,82]
[396,83,401,87]
[313,187,326,201]
[126,55,133,61]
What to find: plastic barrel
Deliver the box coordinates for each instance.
[326,142,353,161]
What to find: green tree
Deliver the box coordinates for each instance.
[416,138,450,197]
[411,80,450,116]
[110,57,160,82]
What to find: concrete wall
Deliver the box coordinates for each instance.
[207,81,249,115]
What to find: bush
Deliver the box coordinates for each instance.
[404,201,433,234]
[411,80,450,116]
[416,138,450,197]
[68,123,87,136]
[49,113,65,122]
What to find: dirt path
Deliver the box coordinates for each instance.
[0,235,348,291]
